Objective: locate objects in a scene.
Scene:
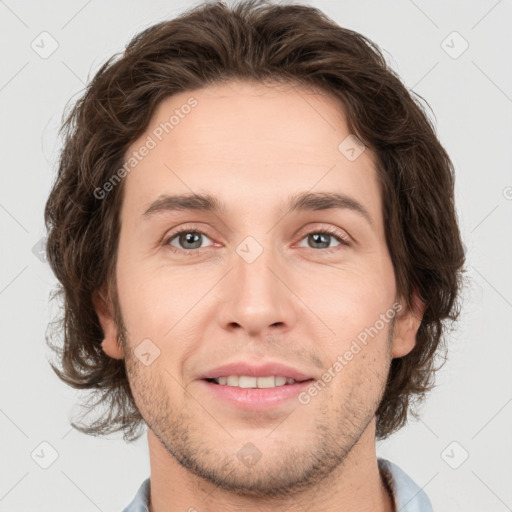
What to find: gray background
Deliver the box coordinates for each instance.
[1,0,511,510]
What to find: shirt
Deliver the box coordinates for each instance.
[122,457,434,511]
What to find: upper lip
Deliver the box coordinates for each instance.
[198,361,315,382]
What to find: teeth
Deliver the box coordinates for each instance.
[239,376,257,388]
[257,376,276,388]
[212,375,297,388]
[227,376,239,386]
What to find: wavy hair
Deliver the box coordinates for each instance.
[44,0,466,441]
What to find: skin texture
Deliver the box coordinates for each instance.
[95,80,424,512]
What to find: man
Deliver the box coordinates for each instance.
[44,1,465,511]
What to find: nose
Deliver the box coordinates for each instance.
[217,241,298,337]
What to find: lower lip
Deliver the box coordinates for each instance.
[199,379,314,411]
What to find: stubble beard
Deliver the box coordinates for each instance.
[114,291,393,498]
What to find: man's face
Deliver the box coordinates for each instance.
[99,80,416,496]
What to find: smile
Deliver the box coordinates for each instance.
[201,377,315,411]
[208,375,301,388]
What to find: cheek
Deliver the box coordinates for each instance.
[297,275,395,392]
[116,258,209,361]
[115,254,174,336]
[321,322,393,407]
[296,261,395,340]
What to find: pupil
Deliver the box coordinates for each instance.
[181,232,201,249]
[310,233,329,248]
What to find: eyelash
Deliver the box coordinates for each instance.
[163,225,351,255]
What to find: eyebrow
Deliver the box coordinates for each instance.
[142,191,373,227]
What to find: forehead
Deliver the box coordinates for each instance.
[121,79,381,226]
[138,79,352,158]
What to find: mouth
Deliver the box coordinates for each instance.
[204,375,313,388]
[197,361,317,410]
[200,375,315,411]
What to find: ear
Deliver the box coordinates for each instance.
[391,286,425,359]
[92,285,124,360]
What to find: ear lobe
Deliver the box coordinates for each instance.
[92,286,124,360]
[391,286,425,359]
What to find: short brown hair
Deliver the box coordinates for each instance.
[44,0,466,441]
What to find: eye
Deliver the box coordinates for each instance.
[165,228,214,252]
[163,225,351,255]
[296,227,351,252]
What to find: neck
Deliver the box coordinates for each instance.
[146,421,395,512]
